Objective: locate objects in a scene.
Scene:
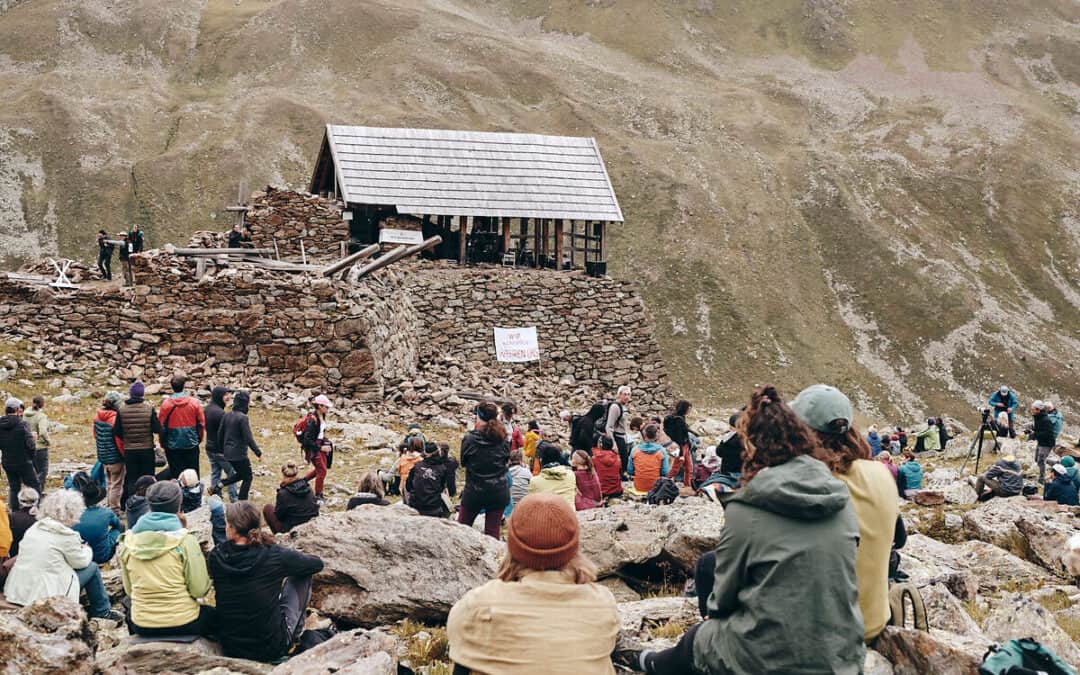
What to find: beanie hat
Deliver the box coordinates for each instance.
[178,469,199,488]
[147,480,182,513]
[1062,456,1075,468]
[791,384,853,434]
[507,493,580,570]
[130,381,145,399]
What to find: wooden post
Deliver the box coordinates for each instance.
[533,218,541,268]
[300,239,307,266]
[354,236,443,279]
[554,219,564,271]
[599,222,607,263]
[320,243,381,277]
[542,220,551,265]
[458,216,469,264]
[501,217,511,254]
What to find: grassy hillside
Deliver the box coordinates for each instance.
[1,0,1078,420]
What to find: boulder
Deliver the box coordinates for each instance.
[983,595,1080,665]
[919,583,982,635]
[578,501,725,577]
[910,491,944,506]
[598,577,643,602]
[0,597,94,674]
[334,423,400,449]
[281,506,501,627]
[95,638,271,674]
[616,597,699,635]
[269,628,400,675]
[942,481,977,505]
[873,627,990,675]
[963,498,1078,575]
[864,649,895,675]
[901,535,1045,592]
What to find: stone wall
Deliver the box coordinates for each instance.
[244,187,348,259]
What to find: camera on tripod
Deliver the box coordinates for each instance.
[964,406,1002,474]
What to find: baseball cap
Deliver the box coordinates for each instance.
[1053,463,1067,476]
[313,394,332,408]
[790,384,853,434]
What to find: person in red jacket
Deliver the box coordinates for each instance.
[158,375,205,481]
[592,435,623,498]
[572,451,602,510]
[501,403,524,453]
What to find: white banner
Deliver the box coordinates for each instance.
[494,326,541,363]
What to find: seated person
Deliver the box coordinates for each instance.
[72,481,123,564]
[528,443,577,508]
[209,501,324,662]
[912,418,941,453]
[9,487,39,557]
[4,489,119,620]
[572,450,602,511]
[405,444,458,518]
[1044,464,1079,506]
[178,469,203,513]
[628,424,670,494]
[896,451,923,498]
[263,461,318,534]
[592,435,624,498]
[118,481,214,637]
[967,455,1023,502]
[348,471,392,509]
[125,475,156,530]
[507,449,532,509]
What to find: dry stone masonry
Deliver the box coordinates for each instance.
[244,187,348,259]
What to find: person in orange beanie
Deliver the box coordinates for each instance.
[447,493,619,674]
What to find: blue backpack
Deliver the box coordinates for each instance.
[980,638,1076,675]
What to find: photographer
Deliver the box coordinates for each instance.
[1027,401,1058,484]
[987,386,1018,439]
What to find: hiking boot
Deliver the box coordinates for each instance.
[93,610,124,623]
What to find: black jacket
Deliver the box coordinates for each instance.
[204,387,228,455]
[9,507,35,557]
[663,414,691,447]
[716,431,744,475]
[460,430,509,508]
[406,454,458,516]
[208,541,324,661]
[347,493,390,509]
[274,479,319,532]
[218,392,261,462]
[0,415,34,469]
[129,229,144,253]
[1031,412,1057,448]
[570,415,596,453]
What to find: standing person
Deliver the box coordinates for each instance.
[0,397,39,510]
[93,392,126,516]
[23,396,50,491]
[637,385,864,675]
[501,403,524,452]
[406,443,458,518]
[118,481,214,637]
[203,386,237,502]
[663,400,695,488]
[1028,401,1058,484]
[1044,402,1064,439]
[3,489,120,621]
[226,224,251,249]
[209,501,325,662]
[791,384,900,644]
[592,435,624,499]
[988,385,1019,438]
[217,390,262,501]
[158,374,205,481]
[523,421,541,470]
[458,402,510,540]
[627,423,670,494]
[572,450,602,511]
[118,232,135,286]
[113,381,160,505]
[447,493,619,675]
[605,387,632,475]
[299,395,333,502]
[96,230,114,280]
[968,454,1024,501]
[529,443,577,508]
[263,462,318,534]
[128,224,145,253]
[8,487,38,558]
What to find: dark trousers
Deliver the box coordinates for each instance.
[97,253,112,280]
[130,604,216,638]
[32,447,49,494]
[695,551,716,618]
[458,496,506,540]
[221,458,253,500]
[163,447,200,482]
[279,575,313,647]
[5,461,40,511]
[123,449,157,505]
[643,622,705,674]
[614,433,629,473]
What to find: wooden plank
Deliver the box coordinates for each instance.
[321,243,381,277]
[459,216,469,264]
[165,246,275,256]
[354,236,443,280]
[554,219,563,271]
[334,184,615,199]
[533,218,541,269]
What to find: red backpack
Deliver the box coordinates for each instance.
[293,413,317,446]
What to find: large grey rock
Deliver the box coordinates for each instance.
[0,597,94,674]
[864,649,895,675]
[901,534,1046,592]
[270,628,400,675]
[95,638,271,674]
[919,583,981,635]
[942,480,978,505]
[598,577,643,602]
[963,497,1079,575]
[873,627,990,675]
[612,597,699,668]
[282,506,501,627]
[578,501,725,577]
[983,595,1080,665]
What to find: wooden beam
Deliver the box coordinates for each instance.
[165,246,274,257]
[599,221,607,262]
[355,236,443,279]
[501,217,511,254]
[569,221,577,269]
[533,218,541,268]
[458,216,469,264]
[320,243,381,277]
[554,219,564,271]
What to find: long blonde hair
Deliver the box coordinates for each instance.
[498,553,598,585]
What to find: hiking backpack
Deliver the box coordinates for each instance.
[293,414,317,446]
[646,477,679,505]
[980,638,1077,675]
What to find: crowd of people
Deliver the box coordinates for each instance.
[0,373,1074,672]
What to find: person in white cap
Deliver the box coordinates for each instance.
[987,385,1018,438]
[1044,463,1079,506]
[0,397,39,510]
[300,394,334,502]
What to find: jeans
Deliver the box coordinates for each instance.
[221,458,253,500]
[5,461,40,511]
[76,562,112,618]
[305,451,328,496]
[208,496,226,547]
[123,449,156,505]
[1036,445,1053,483]
[104,462,126,515]
[32,447,48,493]
[208,452,238,502]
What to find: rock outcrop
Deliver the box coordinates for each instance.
[269,628,400,675]
[901,534,1046,592]
[982,596,1080,666]
[873,627,990,675]
[962,497,1078,576]
[282,505,501,627]
[95,638,271,674]
[0,597,94,674]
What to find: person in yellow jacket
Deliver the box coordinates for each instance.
[528,443,577,508]
[523,421,541,472]
[119,480,214,636]
[792,384,901,643]
[0,500,12,558]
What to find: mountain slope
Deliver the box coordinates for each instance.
[2,0,1078,419]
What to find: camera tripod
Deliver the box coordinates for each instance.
[961,415,1002,475]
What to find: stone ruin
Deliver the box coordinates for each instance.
[0,192,671,419]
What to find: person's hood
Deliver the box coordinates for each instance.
[35,517,77,537]
[421,453,447,466]
[282,478,311,497]
[124,528,188,560]
[211,540,270,576]
[210,386,230,407]
[0,415,21,431]
[999,459,1022,472]
[540,465,573,480]
[22,409,43,423]
[728,455,850,520]
[94,408,116,423]
[127,495,147,510]
[130,511,184,534]
[635,442,665,455]
[232,391,250,414]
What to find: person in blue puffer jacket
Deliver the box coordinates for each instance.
[93,391,126,516]
[867,426,882,456]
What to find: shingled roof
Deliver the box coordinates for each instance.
[310,125,623,222]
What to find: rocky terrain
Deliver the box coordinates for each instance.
[2,0,1079,418]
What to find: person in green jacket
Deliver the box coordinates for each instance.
[638,385,865,675]
[912,417,941,453]
[22,396,49,491]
